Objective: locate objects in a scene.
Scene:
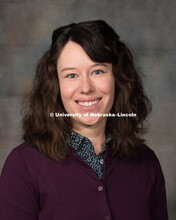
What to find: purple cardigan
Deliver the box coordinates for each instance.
[0,143,168,220]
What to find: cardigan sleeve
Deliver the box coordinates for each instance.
[0,149,39,220]
[149,150,169,220]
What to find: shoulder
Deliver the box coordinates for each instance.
[132,144,160,164]
[12,142,41,157]
[2,142,43,169]
[1,142,56,180]
[1,142,36,172]
[7,142,55,164]
[135,144,165,184]
[117,144,165,182]
[133,144,163,170]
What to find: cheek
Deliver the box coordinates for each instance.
[99,77,115,96]
[59,83,76,113]
[59,81,76,100]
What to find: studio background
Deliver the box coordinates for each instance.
[0,0,175,219]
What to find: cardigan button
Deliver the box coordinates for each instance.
[99,159,104,164]
[104,216,110,220]
[98,186,103,191]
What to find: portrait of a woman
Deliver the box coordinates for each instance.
[0,20,168,220]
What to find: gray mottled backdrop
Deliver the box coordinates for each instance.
[0,0,175,218]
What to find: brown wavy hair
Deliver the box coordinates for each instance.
[22,20,152,161]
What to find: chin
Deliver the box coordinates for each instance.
[79,116,103,127]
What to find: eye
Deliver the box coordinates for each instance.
[66,73,77,78]
[92,70,104,75]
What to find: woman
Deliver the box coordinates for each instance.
[0,20,168,220]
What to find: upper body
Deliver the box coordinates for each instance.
[0,20,169,219]
[0,141,168,220]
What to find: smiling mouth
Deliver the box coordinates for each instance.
[76,98,101,107]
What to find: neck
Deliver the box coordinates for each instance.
[72,120,107,155]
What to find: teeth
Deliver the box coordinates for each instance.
[78,99,100,107]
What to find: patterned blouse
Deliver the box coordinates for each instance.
[70,130,112,179]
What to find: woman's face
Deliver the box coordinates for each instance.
[57,41,115,129]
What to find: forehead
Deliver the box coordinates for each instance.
[56,41,96,71]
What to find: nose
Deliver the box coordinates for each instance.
[78,76,95,94]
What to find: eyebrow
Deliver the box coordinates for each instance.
[61,67,76,73]
[61,63,108,73]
